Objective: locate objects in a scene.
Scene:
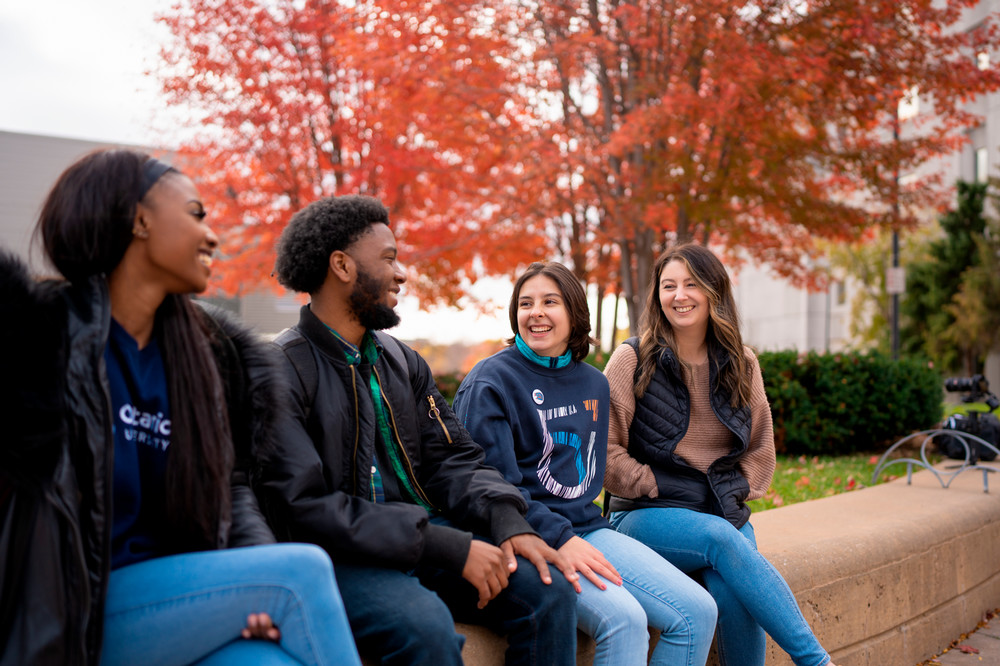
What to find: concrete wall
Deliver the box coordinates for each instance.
[0,130,122,271]
[731,260,853,353]
[754,463,1000,665]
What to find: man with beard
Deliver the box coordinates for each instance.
[259,195,579,666]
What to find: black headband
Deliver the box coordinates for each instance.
[139,158,177,199]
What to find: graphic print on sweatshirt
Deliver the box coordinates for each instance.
[533,388,601,499]
[116,403,172,451]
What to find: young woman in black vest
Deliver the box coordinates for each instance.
[603,244,837,666]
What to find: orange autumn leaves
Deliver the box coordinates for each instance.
[158,0,1000,319]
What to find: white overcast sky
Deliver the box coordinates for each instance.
[0,0,176,145]
[0,0,526,344]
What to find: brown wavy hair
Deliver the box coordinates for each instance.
[507,262,597,362]
[634,244,751,407]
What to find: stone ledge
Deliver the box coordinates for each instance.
[753,462,1000,665]
[363,463,1000,665]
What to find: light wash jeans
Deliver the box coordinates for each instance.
[578,528,717,666]
[100,544,360,666]
[610,508,831,666]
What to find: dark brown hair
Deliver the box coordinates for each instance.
[507,262,596,362]
[635,243,751,407]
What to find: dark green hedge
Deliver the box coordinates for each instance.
[759,350,943,454]
[436,348,943,455]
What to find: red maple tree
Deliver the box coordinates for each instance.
[158,0,1000,333]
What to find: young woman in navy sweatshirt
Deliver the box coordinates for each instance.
[454,261,717,666]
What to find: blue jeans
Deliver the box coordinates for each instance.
[579,528,717,666]
[100,544,360,666]
[610,508,830,666]
[335,556,578,666]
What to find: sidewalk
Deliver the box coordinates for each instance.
[920,609,1000,665]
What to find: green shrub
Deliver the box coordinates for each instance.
[758,350,942,454]
[435,373,465,404]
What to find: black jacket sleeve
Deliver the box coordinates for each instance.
[394,343,537,546]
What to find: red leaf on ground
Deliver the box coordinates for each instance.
[957,644,980,654]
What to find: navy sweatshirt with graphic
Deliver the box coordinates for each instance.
[454,345,610,548]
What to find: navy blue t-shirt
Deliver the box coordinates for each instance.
[104,319,171,569]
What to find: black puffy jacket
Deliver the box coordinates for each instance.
[0,252,279,666]
[606,337,753,528]
[257,305,534,573]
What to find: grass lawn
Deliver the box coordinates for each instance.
[749,402,1000,512]
[594,446,941,514]
[748,448,942,512]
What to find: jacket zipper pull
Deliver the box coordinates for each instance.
[427,395,454,444]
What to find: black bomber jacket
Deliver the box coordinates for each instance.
[257,304,535,573]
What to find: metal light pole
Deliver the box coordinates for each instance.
[889,105,902,361]
[892,229,900,361]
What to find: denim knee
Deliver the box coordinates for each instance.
[685,585,718,632]
[369,591,464,665]
[542,572,578,612]
[604,593,648,641]
[277,543,335,578]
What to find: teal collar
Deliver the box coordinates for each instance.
[514,334,572,369]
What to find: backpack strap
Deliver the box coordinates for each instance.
[374,331,407,372]
[273,328,409,419]
[273,327,318,419]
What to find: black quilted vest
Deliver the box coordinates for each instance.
[607,337,754,528]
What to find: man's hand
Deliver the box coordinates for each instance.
[241,612,281,642]
[500,533,581,592]
[462,540,511,609]
[557,536,622,591]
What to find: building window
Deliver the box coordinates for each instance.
[835,281,846,306]
[976,147,989,183]
[275,293,302,313]
[898,86,920,121]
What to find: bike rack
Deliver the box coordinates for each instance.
[870,429,1000,493]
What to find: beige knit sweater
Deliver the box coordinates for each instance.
[603,343,776,502]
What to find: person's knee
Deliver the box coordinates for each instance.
[354,589,463,661]
[537,572,577,617]
[271,543,333,575]
[687,586,718,630]
[506,566,577,630]
[271,544,336,591]
[615,596,649,638]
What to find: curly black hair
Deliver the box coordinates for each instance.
[274,195,390,294]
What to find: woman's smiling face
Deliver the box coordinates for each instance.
[516,274,570,358]
[658,259,709,335]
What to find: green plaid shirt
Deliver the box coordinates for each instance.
[324,325,431,510]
